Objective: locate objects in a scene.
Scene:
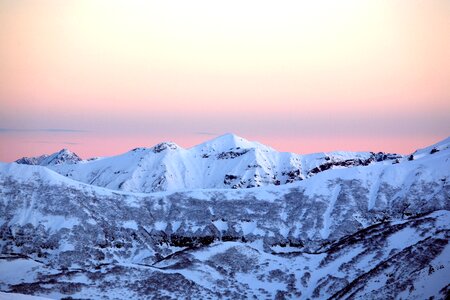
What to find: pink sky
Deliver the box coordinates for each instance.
[0,0,449,161]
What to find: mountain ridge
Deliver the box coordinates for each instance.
[13,133,410,193]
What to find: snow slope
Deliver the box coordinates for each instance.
[0,292,53,300]
[15,133,402,193]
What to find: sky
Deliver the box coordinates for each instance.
[0,0,449,161]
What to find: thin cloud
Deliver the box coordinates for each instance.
[40,128,88,133]
[0,128,88,133]
[26,140,80,145]
[195,131,217,136]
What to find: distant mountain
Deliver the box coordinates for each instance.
[14,133,402,193]
[15,148,81,166]
[0,136,449,299]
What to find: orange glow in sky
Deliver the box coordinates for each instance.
[0,0,449,161]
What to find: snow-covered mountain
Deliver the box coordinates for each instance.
[1,136,449,299]
[15,149,81,166]
[15,133,402,193]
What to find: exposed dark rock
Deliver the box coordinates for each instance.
[217,149,249,159]
[152,142,179,153]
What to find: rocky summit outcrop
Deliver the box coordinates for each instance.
[1,136,449,299]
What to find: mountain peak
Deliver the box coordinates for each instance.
[15,154,49,166]
[58,148,72,155]
[15,149,82,166]
[42,149,82,165]
[210,133,249,147]
[152,141,182,153]
[193,133,273,152]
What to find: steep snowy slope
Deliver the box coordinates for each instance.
[410,136,450,160]
[14,133,402,193]
[0,137,449,299]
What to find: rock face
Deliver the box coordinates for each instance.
[14,134,402,193]
[1,136,449,299]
